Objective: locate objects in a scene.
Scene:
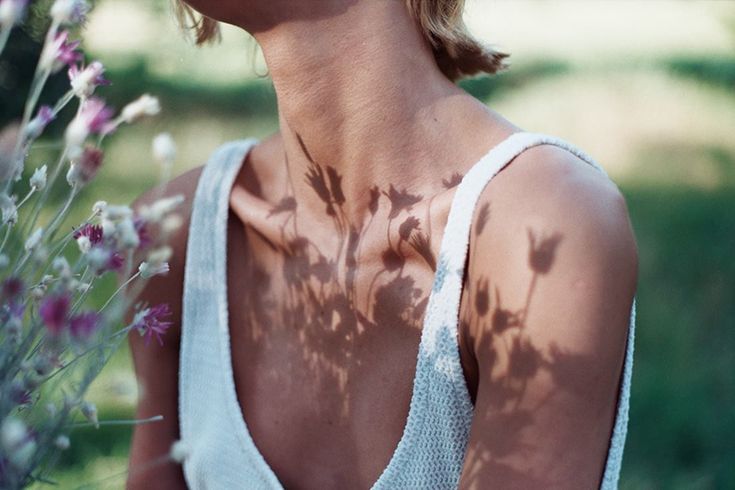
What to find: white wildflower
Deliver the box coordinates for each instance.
[69,61,106,99]
[121,94,160,124]
[138,260,170,279]
[30,164,47,190]
[116,217,140,249]
[92,200,107,215]
[100,218,116,238]
[0,193,17,225]
[147,245,172,265]
[86,247,109,271]
[161,213,183,234]
[80,401,98,429]
[169,440,190,463]
[52,256,71,277]
[140,194,184,223]
[54,435,70,450]
[76,234,91,253]
[1,417,36,468]
[152,132,176,166]
[103,204,133,221]
[30,285,45,300]
[24,227,43,251]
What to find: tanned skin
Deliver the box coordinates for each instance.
[125,1,638,488]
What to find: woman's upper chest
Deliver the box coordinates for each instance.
[223,181,477,487]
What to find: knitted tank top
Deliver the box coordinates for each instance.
[179,131,637,489]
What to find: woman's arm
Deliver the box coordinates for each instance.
[458,146,639,489]
[124,167,203,489]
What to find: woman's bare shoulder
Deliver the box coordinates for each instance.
[458,143,638,487]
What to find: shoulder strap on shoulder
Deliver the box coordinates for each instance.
[423,131,609,353]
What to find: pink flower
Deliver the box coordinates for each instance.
[39,293,71,336]
[65,98,115,149]
[67,145,104,186]
[73,223,103,245]
[69,311,99,339]
[25,105,55,139]
[80,98,114,134]
[68,61,109,98]
[40,30,82,73]
[133,303,173,346]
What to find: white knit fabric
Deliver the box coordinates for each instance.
[179,132,637,489]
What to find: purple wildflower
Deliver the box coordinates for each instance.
[1,276,23,301]
[26,105,55,139]
[73,223,103,245]
[9,381,31,407]
[39,293,70,336]
[133,216,152,249]
[73,145,104,184]
[69,311,98,339]
[80,98,115,134]
[107,251,125,273]
[133,303,173,347]
[41,30,82,73]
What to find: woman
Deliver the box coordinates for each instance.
[126,1,639,488]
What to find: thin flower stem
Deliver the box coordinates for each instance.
[52,90,75,116]
[0,224,11,256]
[44,186,79,242]
[15,186,37,210]
[66,414,164,429]
[99,271,141,313]
[22,145,70,238]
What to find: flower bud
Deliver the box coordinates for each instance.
[152,132,176,166]
[54,435,70,450]
[29,164,47,190]
[139,260,170,279]
[121,94,160,124]
[170,440,190,463]
[81,401,98,429]
[92,200,107,215]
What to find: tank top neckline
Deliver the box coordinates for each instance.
[210,131,536,488]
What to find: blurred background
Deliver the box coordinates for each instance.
[2,0,734,488]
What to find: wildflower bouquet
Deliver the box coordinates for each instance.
[0,0,182,487]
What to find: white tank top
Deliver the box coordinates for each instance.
[178,131,637,489]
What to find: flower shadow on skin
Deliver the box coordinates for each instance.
[459,224,612,488]
[223,133,592,488]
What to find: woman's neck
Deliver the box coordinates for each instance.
[239,0,499,226]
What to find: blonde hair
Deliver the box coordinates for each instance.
[174,0,509,81]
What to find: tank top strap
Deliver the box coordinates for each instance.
[422,131,610,355]
[415,130,635,490]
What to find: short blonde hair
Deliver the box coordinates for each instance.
[174,0,509,81]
